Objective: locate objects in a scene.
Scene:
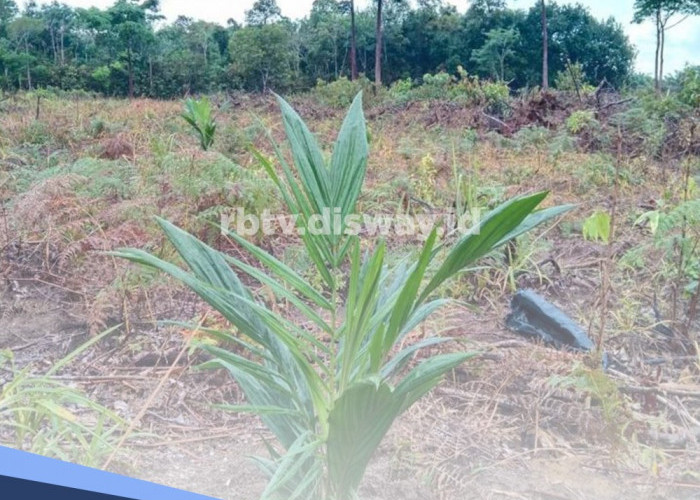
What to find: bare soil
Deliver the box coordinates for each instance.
[1,273,698,500]
[0,95,698,500]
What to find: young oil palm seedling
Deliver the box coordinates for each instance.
[114,93,572,499]
[182,96,216,150]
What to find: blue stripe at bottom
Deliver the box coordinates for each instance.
[1,474,136,499]
[0,446,219,500]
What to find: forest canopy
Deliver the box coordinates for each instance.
[0,0,638,97]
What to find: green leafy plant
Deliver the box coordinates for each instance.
[114,93,571,499]
[566,110,599,135]
[636,173,700,332]
[182,96,216,150]
[550,363,623,431]
[554,61,595,94]
[480,80,510,114]
[388,77,413,102]
[675,65,700,108]
[0,326,126,467]
[313,76,382,108]
[583,210,612,244]
[412,153,438,203]
[421,71,453,97]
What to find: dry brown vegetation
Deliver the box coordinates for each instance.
[0,91,698,499]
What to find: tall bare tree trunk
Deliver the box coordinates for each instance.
[49,27,58,63]
[334,32,338,79]
[60,25,65,65]
[24,40,32,90]
[541,0,548,90]
[374,0,383,87]
[654,8,661,92]
[350,0,358,80]
[127,47,134,99]
[659,21,665,90]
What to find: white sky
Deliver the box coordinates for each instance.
[27,0,700,76]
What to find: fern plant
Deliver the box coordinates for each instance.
[637,190,700,332]
[182,96,216,150]
[114,93,571,499]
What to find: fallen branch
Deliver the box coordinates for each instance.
[619,383,700,399]
[599,97,635,110]
[481,111,509,131]
[642,355,698,366]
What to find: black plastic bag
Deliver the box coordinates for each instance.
[506,290,594,352]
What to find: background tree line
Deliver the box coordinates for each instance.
[0,0,643,98]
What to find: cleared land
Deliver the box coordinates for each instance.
[0,92,698,499]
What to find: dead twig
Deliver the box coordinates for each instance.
[481,111,509,131]
[48,374,154,382]
[599,97,635,110]
[131,432,246,449]
[102,312,208,469]
[619,384,700,399]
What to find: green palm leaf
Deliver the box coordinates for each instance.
[420,192,569,301]
[329,92,368,243]
[277,94,331,212]
[396,352,478,412]
[327,381,405,499]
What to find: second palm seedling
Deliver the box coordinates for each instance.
[182,96,216,150]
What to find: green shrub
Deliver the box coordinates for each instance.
[554,62,595,94]
[405,70,459,101]
[19,121,52,145]
[217,120,267,158]
[566,110,599,135]
[676,65,700,108]
[88,118,108,138]
[115,93,570,499]
[315,66,512,113]
[638,90,688,121]
[448,67,488,104]
[388,77,413,101]
[609,106,666,157]
[314,77,358,108]
[624,72,655,91]
[481,80,510,113]
[160,152,277,215]
[218,124,250,155]
[404,66,510,112]
[313,76,379,108]
[14,158,137,199]
[638,194,700,297]
[572,153,641,192]
[513,126,552,153]
[70,158,137,199]
[421,71,453,97]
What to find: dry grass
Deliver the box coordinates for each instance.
[0,94,698,498]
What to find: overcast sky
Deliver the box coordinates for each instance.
[28,0,700,77]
